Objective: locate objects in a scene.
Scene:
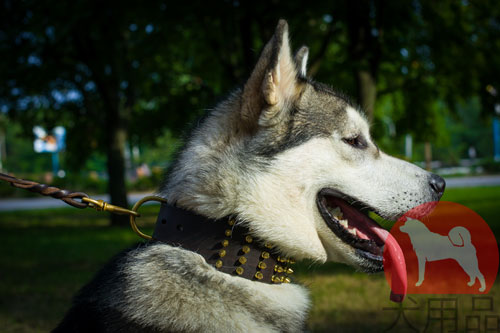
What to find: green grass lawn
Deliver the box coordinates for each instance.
[0,187,499,332]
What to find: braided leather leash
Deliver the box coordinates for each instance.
[0,172,142,218]
[0,172,90,208]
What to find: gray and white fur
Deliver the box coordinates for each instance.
[54,20,444,332]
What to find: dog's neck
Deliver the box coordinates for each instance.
[161,95,248,218]
[153,203,295,284]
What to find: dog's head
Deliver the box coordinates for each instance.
[164,20,445,273]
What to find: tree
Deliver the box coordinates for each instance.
[0,1,213,224]
[1,0,499,226]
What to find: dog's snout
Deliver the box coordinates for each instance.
[429,174,446,197]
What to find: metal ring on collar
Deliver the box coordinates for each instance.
[130,195,168,240]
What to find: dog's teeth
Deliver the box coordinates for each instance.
[349,228,357,235]
[330,207,340,214]
[331,207,343,218]
[339,219,348,228]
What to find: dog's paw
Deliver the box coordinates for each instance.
[415,281,423,287]
[467,280,475,287]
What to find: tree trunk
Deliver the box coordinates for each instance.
[105,107,129,226]
[424,141,432,171]
[0,126,5,171]
[346,1,381,122]
[356,69,377,121]
[70,15,130,226]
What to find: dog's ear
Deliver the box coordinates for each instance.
[294,46,309,78]
[241,20,300,129]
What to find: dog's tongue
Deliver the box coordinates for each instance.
[371,226,407,302]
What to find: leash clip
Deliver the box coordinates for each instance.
[83,195,167,241]
[82,197,140,217]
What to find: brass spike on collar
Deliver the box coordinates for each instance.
[152,203,294,284]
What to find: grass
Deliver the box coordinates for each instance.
[0,187,499,332]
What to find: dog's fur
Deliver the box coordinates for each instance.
[55,20,443,332]
[400,218,485,292]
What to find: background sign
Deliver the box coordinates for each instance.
[33,126,66,153]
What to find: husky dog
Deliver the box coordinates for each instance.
[54,20,445,332]
[400,218,485,292]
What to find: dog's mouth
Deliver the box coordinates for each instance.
[317,189,384,263]
[316,188,407,302]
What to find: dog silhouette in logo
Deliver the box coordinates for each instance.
[400,218,485,292]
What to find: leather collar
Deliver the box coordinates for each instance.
[153,203,294,284]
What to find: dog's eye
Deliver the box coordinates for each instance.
[342,135,366,149]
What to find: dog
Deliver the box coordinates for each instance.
[54,20,445,332]
[400,218,485,292]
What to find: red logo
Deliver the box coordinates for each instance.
[385,201,498,294]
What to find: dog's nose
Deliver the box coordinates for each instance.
[429,174,446,197]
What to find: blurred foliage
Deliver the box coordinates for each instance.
[0,117,176,197]
[480,158,500,173]
[0,0,499,188]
